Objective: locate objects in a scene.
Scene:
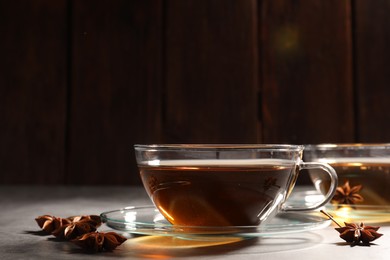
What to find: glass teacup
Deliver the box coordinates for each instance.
[304,143,390,223]
[135,144,338,227]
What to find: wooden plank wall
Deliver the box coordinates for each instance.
[0,1,67,184]
[67,0,163,184]
[354,0,390,142]
[261,0,354,143]
[2,0,390,185]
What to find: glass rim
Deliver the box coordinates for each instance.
[304,143,390,150]
[134,144,304,151]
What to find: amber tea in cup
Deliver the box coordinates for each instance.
[135,144,338,227]
[305,144,390,207]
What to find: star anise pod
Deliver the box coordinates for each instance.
[53,215,101,240]
[321,210,384,246]
[71,231,127,252]
[36,214,102,240]
[69,215,102,228]
[52,218,98,240]
[336,222,383,244]
[35,215,71,234]
[332,180,364,207]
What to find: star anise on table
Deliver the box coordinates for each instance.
[35,215,71,234]
[336,222,383,244]
[321,210,383,246]
[71,231,127,252]
[35,214,101,240]
[35,214,126,253]
[69,215,102,228]
[331,180,364,207]
[52,218,99,240]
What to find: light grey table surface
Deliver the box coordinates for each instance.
[1,185,389,260]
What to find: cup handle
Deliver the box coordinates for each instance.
[282,161,338,212]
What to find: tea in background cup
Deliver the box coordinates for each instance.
[135,144,338,227]
[305,144,390,207]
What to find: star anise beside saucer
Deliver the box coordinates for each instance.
[71,231,127,252]
[52,218,98,240]
[36,214,101,240]
[336,222,383,244]
[69,215,102,228]
[35,214,126,253]
[35,215,71,234]
[321,210,383,246]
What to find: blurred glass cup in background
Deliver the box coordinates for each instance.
[304,143,390,223]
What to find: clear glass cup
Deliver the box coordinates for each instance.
[135,144,338,227]
[304,143,390,207]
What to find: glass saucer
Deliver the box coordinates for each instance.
[324,204,390,224]
[100,206,330,238]
[289,189,390,224]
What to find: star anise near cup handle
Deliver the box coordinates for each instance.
[331,180,364,208]
[321,210,383,246]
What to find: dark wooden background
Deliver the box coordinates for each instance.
[2,0,390,185]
